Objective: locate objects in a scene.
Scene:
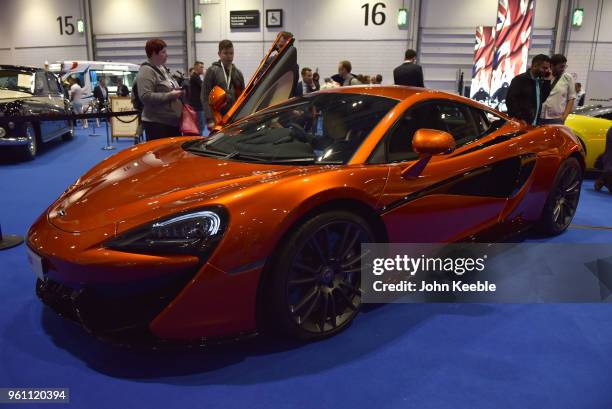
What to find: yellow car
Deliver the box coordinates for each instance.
[565,105,612,170]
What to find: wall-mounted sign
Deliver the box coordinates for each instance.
[230,10,260,29]
[572,8,584,27]
[397,8,408,27]
[266,9,283,28]
[194,13,203,31]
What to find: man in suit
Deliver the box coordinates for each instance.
[505,54,551,125]
[393,49,425,87]
[295,67,317,97]
[93,78,108,110]
[189,61,205,134]
[116,78,129,97]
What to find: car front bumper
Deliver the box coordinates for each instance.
[27,214,263,343]
[0,136,29,146]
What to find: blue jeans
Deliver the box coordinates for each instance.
[539,118,565,125]
[196,110,205,135]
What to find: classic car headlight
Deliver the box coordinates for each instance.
[105,207,228,257]
[0,126,6,138]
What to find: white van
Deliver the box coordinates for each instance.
[49,61,139,103]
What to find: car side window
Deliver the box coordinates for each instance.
[377,102,496,164]
[46,73,62,94]
[384,103,442,162]
[34,72,50,96]
[436,103,479,146]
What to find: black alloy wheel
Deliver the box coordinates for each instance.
[538,157,582,235]
[264,211,375,340]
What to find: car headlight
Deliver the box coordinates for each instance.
[105,207,228,257]
[0,126,6,138]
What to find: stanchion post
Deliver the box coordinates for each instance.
[0,223,24,251]
[89,106,101,137]
[101,115,116,151]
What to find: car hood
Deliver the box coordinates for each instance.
[48,140,293,233]
[0,89,32,101]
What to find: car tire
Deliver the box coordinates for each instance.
[261,210,375,341]
[19,122,38,161]
[537,157,582,235]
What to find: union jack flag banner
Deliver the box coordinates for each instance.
[488,0,535,111]
[470,26,496,103]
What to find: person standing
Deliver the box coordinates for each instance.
[393,49,424,87]
[312,71,321,91]
[575,82,586,107]
[189,61,205,134]
[136,38,184,140]
[68,77,87,128]
[338,60,361,86]
[116,78,129,97]
[505,54,551,125]
[201,39,245,131]
[93,77,108,111]
[540,54,576,125]
[295,67,317,96]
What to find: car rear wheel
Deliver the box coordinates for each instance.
[263,211,374,341]
[538,157,582,235]
[19,122,37,161]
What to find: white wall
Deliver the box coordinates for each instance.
[195,0,414,84]
[90,0,186,71]
[565,0,612,96]
[91,0,185,34]
[0,0,87,67]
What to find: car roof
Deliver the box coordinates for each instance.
[0,65,40,73]
[315,85,506,115]
[315,85,425,100]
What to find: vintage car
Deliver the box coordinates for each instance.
[27,36,584,344]
[0,65,73,160]
[565,105,612,170]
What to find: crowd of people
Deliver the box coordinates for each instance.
[133,34,426,139]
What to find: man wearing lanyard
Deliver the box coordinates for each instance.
[201,39,245,131]
[506,54,551,125]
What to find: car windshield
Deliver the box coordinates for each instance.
[185,93,398,164]
[0,70,34,94]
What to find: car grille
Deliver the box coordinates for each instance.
[35,267,198,343]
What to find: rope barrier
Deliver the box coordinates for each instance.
[0,110,140,124]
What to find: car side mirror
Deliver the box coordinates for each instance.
[401,129,455,180]
[209,86,227,111]
[208,85,227,127]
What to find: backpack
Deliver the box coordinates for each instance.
[131,62,166,112]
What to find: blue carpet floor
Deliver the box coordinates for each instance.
[1,128,612,409]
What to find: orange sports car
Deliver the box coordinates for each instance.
[27,36,584,343]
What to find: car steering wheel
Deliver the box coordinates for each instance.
[288,122,312,143]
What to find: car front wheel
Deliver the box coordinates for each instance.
[263,210,375,341]
[20,122,38,161]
